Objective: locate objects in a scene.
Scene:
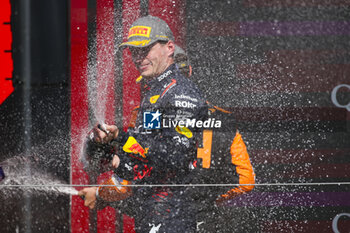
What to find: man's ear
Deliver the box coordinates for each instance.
[167,40,175,57]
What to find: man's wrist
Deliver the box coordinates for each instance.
[114,128,119,140]
[111,131,127,144]
[95,187,101,201]
[95,187,99,197]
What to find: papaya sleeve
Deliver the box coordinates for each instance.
[217,132,255,202]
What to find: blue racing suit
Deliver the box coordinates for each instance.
[113,63,208,232]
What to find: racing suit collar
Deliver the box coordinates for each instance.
[146,63,177,87]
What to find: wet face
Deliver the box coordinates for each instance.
[130,41,174,79]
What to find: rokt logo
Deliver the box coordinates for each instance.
[175,100,197,109]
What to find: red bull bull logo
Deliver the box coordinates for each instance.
[128,143,149,158]
[123,136,149,158]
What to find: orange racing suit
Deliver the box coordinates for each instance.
[192,102,256,232]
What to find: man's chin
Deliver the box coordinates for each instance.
[140,72,152,79]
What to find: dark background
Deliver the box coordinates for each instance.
[0,0,349,232]
[186,0,350,231]
[0,0,70,232]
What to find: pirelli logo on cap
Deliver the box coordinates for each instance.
[128,26,151,38]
